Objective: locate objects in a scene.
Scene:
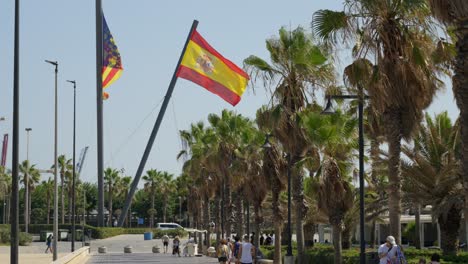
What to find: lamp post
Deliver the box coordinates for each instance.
[24,128,31,234]
[322,92,367,264]
[66,80,76,252]
[45,59,59,261]
[262,135,293,262]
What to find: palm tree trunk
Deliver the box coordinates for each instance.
[150,189,155,228]
[28,187,32,224]
[453,23,468,254]
[68,189,72,224]
[384,110,403,244]
[331,222,343,264]
[108,186,113,227]
[215,196,221,242]
[438,206,462,255]
[163,197,167,223]
[292,163,306,263]
[415,204,421,249]
[47,193,50,225]
[254,203,262,247]
[235,192,243,237]
[61,174,65,224]
[203,195,211,248]
[370,220,376,248]
[24,173,28,232]
[271,174,283,264]
[225,181,232,239]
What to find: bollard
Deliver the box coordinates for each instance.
[124,245,133,253]
[98,246,107,254]
[152,246,160,253]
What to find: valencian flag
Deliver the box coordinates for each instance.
[176,30,249,106]
[102,15,123,98]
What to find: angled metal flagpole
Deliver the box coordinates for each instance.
[118,20,199,227]
[95,0,105,227]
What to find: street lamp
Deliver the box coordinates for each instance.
[45,59,59,261]
[262,136,293,263]
[66,80,77,252]
[322,93,368,264]
[24,128,31,234]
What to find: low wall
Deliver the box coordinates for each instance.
[52,246,90,264]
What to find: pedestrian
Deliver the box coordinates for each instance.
[430,253,440,264]
[418,259,427,264]
[378,236,397,264]
[226,238,233,263]
[238,235,255,264]
[250,232,255,244]
[259,234,264,246]
[265,234,272,245]
[217,239,229,264]
[45,234,53,254]
[271,233,275,246]
[172,236,181,257]
[162,233,170,253]
[231,236,241,264]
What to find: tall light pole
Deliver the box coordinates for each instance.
[67,80,76,252]
[322,91,368,264]
[24,128,31,234]
[11,1,21,262]
[45,59,59,261]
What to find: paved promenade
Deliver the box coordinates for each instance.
[86,234,218,263]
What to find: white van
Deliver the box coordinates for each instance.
[156,223,183,230]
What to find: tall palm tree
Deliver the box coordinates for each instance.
[104,167,120,226]
[0,166,11,223]
[54,155,72,224]
[428,0,468,244]
[143,169,159,228]
[42,178,54,225]
[244,27,334,262]
[207,110,253,239]
[313,0,444,242]
[19,160,39,231]
[402,112,462,255]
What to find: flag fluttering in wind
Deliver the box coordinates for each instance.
[176,30,249,106]
[102,14,123,99]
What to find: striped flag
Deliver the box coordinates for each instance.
[176,30,249,106]
[102,14,123,98]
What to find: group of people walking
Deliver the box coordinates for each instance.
[217,235,256,264]
[378,235,441,264]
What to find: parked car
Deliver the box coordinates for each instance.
[156,223,183,230]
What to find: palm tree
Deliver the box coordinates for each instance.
[42,178,54,225]
[19,160,39,231]
[104,168,120,226]
[0,166,11,223]
[303,109,357,264]
[402,112,462,255]
[118,176,133,227]
[313,0,444,242]
[143,169,159,228]
[54,155,72,224]
[428,0,468,244]
[244,27,334,262]
[158,171,175,223]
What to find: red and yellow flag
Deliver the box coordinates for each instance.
[102,15,123,99]
[176,30,249,106]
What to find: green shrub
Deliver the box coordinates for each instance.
[19,232,32,246]
[0,228,11,244]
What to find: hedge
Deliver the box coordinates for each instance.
[260,245,468,264]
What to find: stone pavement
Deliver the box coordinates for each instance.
[0,241,72,264]
[87,253,219,263]
[86,234,218,263]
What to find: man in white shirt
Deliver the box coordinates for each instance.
[378,236,397,264]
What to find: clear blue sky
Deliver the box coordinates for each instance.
[0,0,459,185]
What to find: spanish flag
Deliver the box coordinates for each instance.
[176,30,249,106]
[102,15,123,92]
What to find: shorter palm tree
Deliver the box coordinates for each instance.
[104,168,120,226]
[402,112,462,255]
[143,169,160,228]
